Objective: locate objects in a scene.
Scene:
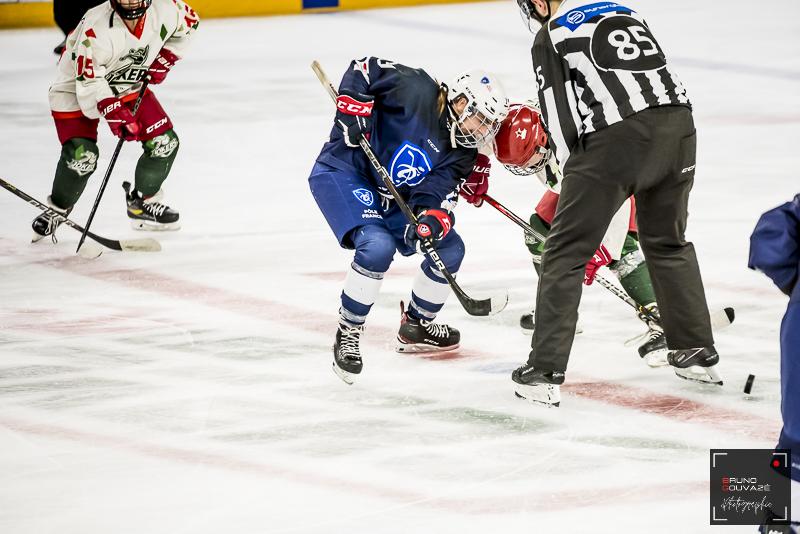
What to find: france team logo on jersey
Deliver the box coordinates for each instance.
[389,142,432,187]
[352,188,374,206]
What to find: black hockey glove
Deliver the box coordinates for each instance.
[404,209,452,254]
[335,89,374,148]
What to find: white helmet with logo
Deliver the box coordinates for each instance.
[446,70,509,149]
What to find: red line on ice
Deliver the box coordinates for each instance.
[20,252,781,441]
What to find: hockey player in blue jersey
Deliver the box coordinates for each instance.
[749,194,800,487]
[308,57,508,384]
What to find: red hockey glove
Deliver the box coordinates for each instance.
[335,89,374,148]
[404,209,452,253]
[97,97,139,141]
[460,153,491,207]
[147,48,180,85]
[584,244,612,286]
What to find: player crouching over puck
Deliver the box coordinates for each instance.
[34,0,198,242]
[308,57,508,384]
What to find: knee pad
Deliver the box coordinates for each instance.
[524,213,550,259]
[352,225,396,273]
[437,231,465,273]
[60,138,98,178]
[142,129,179,160]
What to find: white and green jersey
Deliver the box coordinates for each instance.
[49,0,199,118]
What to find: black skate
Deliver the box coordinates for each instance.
[332,321,364,385]
[396,303,460,353]
[519,309,582,335]
[31,196,72,243]
[512,362,564,407]
[667,346,723,385]
[123,181,180,231]
[638,328,668,367]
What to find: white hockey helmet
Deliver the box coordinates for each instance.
[446,70,509,149]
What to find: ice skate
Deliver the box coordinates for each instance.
[396,302,459,353]
[668,346,723,385]
[332,321,364,385]
[123,181,180,231]
[511,363,564,407]
[637,328,668,367]
[31,196,71,243]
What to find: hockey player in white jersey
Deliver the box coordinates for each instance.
[460,102,668,367]
[33,0,199,241]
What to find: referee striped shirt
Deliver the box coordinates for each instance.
[533,1,690,170]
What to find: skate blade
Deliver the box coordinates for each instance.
[673,364,723,386]
[31,232,46,243]
[331,362,355,385]
[644,349,670,368]
[130,220,181,232]
[395,341,459,354]
[513,383,561,407]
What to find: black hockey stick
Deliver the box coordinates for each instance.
[0,177,160,252]
[77,77,150,254]
[481,193,735,330]
[311,60,507,317]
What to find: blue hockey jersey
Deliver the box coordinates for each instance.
[315,57,477,212]
[748,194,800,481]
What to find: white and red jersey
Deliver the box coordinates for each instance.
[49,0,198,119]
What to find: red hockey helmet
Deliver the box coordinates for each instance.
[493,102,551,176]
[110,0,152,20]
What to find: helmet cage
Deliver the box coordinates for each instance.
[452,99,504,149]
[111,0,152,20]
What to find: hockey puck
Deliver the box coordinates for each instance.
[743,374,755,395]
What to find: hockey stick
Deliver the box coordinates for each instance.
[311,60,507,317]
[77,77,150,254]
[0,177,160,252]
[481,193,735,330]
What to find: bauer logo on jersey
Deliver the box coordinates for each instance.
[352,188,375,207]
[389,142,433,187]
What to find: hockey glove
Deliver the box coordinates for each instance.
[97,97,139,141]
[584,244,612,286]
[335,89,374,148]
[459,153,491,207]
[404,209,452,254]
[147,48,180,85]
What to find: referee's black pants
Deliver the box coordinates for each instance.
[530,105,714,372]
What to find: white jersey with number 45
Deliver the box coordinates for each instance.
[49,0,199,119]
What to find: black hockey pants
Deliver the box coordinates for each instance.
[529,105,714,372]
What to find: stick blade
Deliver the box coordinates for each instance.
[711,306,735,331]
[77,241,103,259]
[119,238,161,252]
[461,292,508,317]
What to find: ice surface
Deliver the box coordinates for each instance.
[1,1,799,532]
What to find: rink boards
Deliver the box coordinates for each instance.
[0,0,492,29]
